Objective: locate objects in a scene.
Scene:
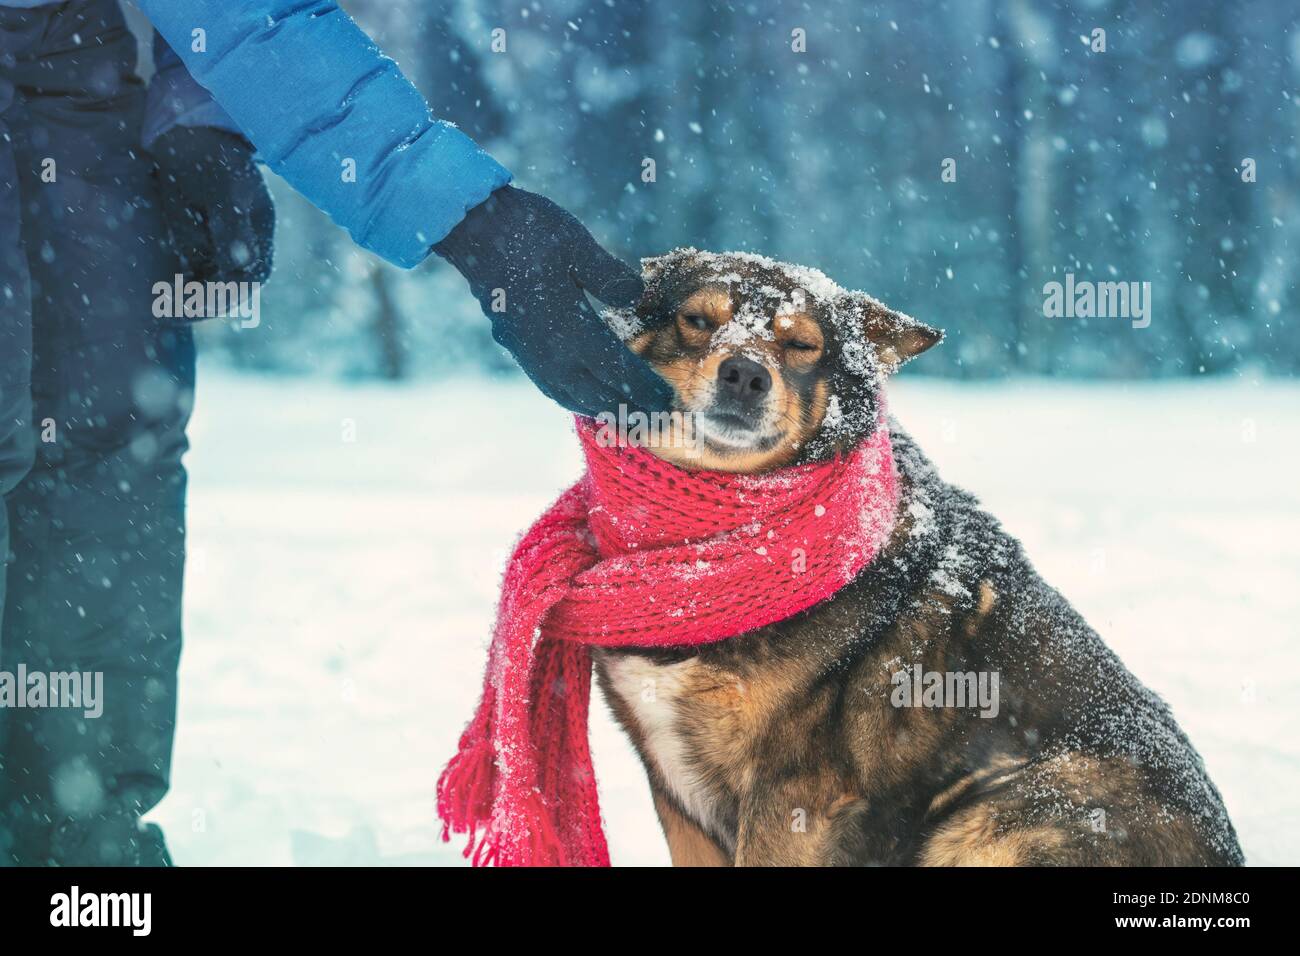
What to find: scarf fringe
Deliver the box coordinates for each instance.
[494,790,567,867]
[436,719,495,858]
[438,757,567,867]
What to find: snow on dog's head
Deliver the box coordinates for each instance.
[606,248,942,472]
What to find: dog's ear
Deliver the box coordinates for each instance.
[837,291,943,372]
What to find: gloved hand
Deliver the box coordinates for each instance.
[434,186,671,417]
[151,125,275,286]
[48,808,172,867]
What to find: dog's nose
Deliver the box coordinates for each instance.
[717,356,772,404]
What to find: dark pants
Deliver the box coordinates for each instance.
[0,0,192,864]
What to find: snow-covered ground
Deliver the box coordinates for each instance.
[149,366,1300,866]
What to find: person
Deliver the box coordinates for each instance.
[134,0,672,417]
[0,0,269,866]
[0,0,666,866]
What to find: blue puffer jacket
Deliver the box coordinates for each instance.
[132,0,512,268]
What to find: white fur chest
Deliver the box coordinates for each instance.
[596,652,723,840]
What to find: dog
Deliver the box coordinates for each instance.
[592,249,1243,866]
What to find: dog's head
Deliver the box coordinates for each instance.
[616,249,942,472]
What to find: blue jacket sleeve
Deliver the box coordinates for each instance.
[133,0,512,268]
[143,33,243,149]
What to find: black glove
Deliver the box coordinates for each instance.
[48,809,172,867]
[151,126,275,286]
[434,185,671,417]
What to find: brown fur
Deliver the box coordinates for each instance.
[593,252,1243,867]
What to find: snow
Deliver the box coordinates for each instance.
[150,366,1300,866]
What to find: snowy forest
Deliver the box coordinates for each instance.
[78,0,1294,870]
[169,0,1300,380]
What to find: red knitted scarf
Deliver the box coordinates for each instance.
[437,415,899,866]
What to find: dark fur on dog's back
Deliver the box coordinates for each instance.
[595,251,1242,866]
